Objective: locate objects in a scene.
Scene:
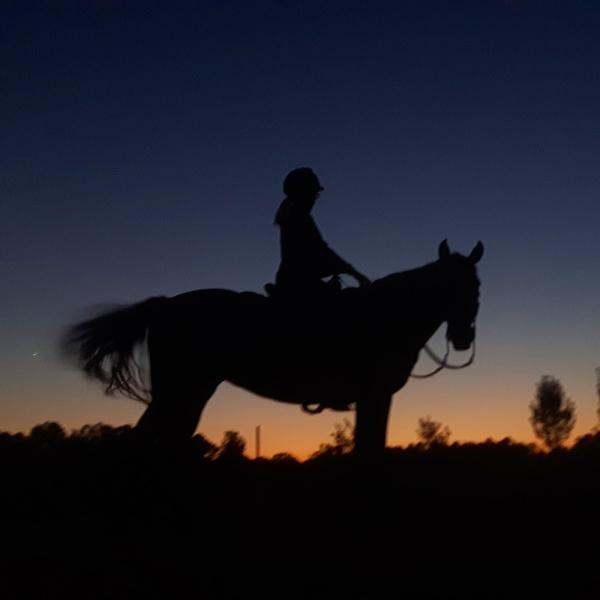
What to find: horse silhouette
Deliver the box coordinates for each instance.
[63,240,483,456]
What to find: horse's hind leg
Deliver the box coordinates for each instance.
[136,376,219,443]
[135,339,220,443]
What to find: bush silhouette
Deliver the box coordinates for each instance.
[270,452,300,464]
[29,421,66,446]
[310,419,354,458]
[71,422,132,440]
[216,430,247,461]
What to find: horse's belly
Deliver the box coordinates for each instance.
[227,364,362,409]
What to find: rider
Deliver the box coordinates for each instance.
[267,167,370,298]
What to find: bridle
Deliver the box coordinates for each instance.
[410,338,476,379]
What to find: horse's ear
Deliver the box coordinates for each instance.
[438,239,450,260]
[468,241,484,264]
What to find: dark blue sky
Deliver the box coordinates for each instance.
[2,1,600,454]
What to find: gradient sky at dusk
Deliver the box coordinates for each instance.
[2,1,600,457]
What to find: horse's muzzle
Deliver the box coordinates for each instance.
[448,325,475,352]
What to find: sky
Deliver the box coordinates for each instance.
[2,1,600,458]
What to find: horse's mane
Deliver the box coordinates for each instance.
[370,259,443,293]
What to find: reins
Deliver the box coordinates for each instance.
[410,339,476,379]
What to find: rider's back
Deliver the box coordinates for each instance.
[275,198,347,292]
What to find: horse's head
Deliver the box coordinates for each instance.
[438,240,484,352]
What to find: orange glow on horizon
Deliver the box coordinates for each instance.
[2,383,596,461]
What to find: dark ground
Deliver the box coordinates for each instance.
[1,430,599,600]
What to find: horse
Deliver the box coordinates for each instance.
[63,240,483,457]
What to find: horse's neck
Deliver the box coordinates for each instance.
[371,263,448,345]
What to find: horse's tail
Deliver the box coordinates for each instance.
[62,297,167,404]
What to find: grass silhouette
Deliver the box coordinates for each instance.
[1,425,599,599]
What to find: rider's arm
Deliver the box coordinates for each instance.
[346,265,371,287]
[319,243,371,287]
[293,213,371,287]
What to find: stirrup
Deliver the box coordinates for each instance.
[301,400,352,414]
[302,403,325,414]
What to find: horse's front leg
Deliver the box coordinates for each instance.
[354,392,392,458]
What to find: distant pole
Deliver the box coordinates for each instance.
[255,425,261,458]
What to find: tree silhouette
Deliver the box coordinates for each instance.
[216,430,247,461]
[529,375,576,450]
[416,416,451,449]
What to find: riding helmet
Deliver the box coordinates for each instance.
[283,167,324,196]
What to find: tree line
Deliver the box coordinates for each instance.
[0,372,590,459]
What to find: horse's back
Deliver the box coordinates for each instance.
[167,288,267,312]
[157,288,267,336]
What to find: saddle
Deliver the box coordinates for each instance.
[263,277,355,415]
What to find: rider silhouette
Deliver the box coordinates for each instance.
[267,167,370,298]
